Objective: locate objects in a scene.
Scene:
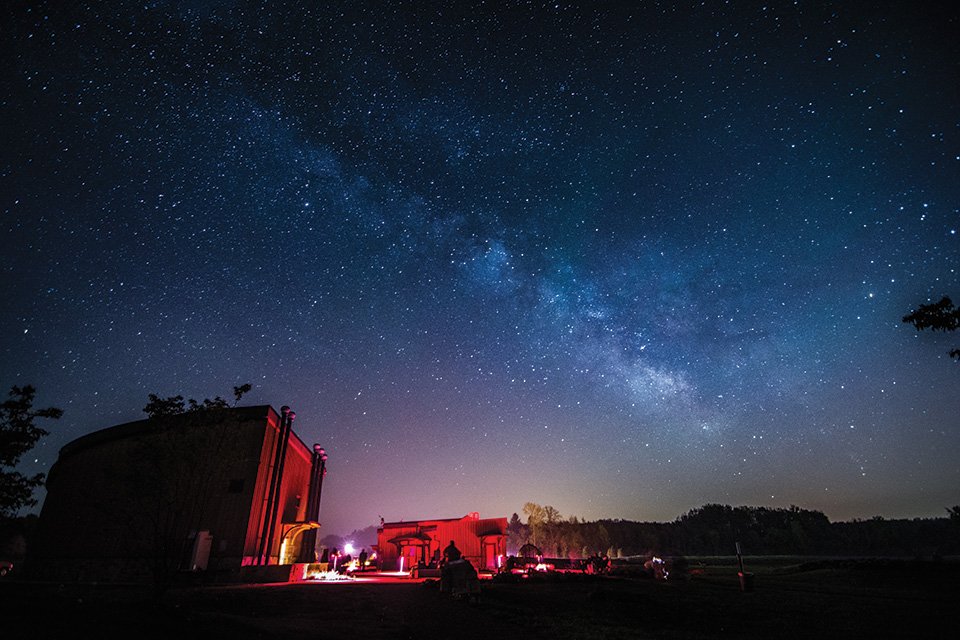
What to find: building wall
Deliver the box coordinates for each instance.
[377,514,508,572]
[241,408,283,562]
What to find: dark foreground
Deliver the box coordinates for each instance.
[3,559,956,639]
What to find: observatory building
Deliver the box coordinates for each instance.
[29,405,328,583]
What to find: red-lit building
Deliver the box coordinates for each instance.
[28,405,328,583]
[376,513,508,573]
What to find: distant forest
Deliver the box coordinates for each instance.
[5,504,956,568]
[321,503,959,560]
[505,503,960,559]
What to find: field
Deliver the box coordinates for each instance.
[3,557,955,639]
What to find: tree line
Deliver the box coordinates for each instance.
[509,502,960,559]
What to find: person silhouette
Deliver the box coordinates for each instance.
[443,540,461,563]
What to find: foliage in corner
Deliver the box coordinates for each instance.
[903,296,960,360]
[143,383,253,419]
[0,386,62,518]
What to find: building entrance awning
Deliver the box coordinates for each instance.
[281,521,321,543]
[478,530,506,539]
[388,532,433,546]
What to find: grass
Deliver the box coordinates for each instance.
[4,557,957,639]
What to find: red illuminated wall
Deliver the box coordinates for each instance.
[377,513,508,572]
[267,427,314,563]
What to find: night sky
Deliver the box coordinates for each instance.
[3,1,958,538]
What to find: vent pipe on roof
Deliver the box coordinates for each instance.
[306,444,327,521]
[299,444,328,562]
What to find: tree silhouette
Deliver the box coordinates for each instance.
[110,384,251,595]
[143,383,251,418]
[0,386,62,517]
[504,503,957,559]
[903,296,960,360]
[506,512,526,554]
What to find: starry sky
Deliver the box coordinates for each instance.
[3,1,958,537]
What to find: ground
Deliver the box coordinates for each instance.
[3,558,956,639]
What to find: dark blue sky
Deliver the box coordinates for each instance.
[3,1,958,537]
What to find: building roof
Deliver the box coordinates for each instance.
[380,514,489,528]
[55,405,315,461]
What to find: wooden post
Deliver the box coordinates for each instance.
[735,542,753,592]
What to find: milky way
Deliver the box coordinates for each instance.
[3,1,958,536]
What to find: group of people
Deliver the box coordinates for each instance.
[316,541,620,577]
[313,540,465,575]
[319,547,371,573]
[584,553,611,574]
